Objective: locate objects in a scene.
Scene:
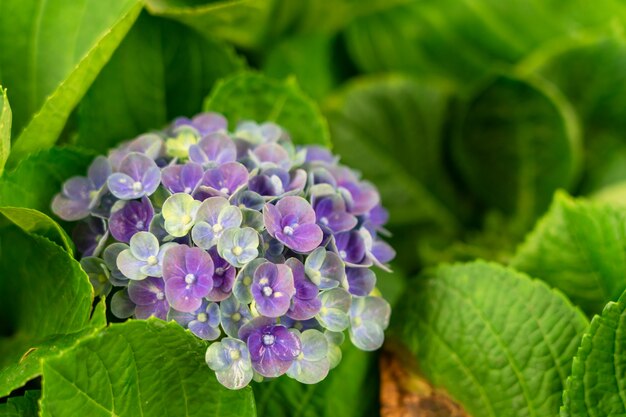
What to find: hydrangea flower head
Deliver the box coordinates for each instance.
[53,112,394,390]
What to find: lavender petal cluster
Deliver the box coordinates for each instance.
[52,112,394,390]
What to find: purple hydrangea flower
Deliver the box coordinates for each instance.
[189,133,237,166]
[286,329,329,384]
[349,296,390,351]
[206,247,236,301]
[110,289,135,319]
[239,317,302,378]
[116,232,174,280]
[304,146,335,164]
[161,162,204,194]
[337,180,380,216]
[333,230,371,267]
[285,258,321,320]
[103,243,129,286]
[52,156,111,221]
[220,295,253,338]
[251,143,292,170]
[217,227,259,268]
[168,300,221,340]
[316,288,351,332]
[192,197,242,249]
[128,277,169,320]
[206,337,253,390]
[248,168,306,197]
[107,152,161,200]
[263,196,323,253]
[163,245,214,313]
[251,262,296,318]
[108,134,163,171]
[313,195,357,234]
[235,121,285,144]
[173,112,227,136]
[304,247,346,290]
[233,258,265,304]
[195,162,248,199]
[72,216,108,257]
[109,197,154,243]
[346,267,376,297]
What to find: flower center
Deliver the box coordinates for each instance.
[181,214,192,224]
[220,187,230,194]
[215,267,224,276]
[282,225,294,236]
[156,291,165,301]
[232,246,243,256]
[339,250,347,260]
[147,255,158,266]
[353,316,362,326]
[262,334,275,346]
[184,186,192,193]
[231,312,241,322]
[136,220,145,229]
[197,313,208,323]
[319,217,329,225]
[243,276,252,286]
[230,349,241,360]
[212,223,223,234]
[185,273,196,284]
[132,181,143,192]
[262,286,273,297]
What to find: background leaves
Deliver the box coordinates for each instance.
[399,261,589,417]
[40,319,256,417]
[0,0,143,165]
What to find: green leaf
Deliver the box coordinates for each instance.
[0,86,11,175]
[0,207,73,254]
[40,319,256,417]
[343,0,626,88]
[0,226,96,397]
[254,344,377,417]
[511,191,626,315]
[451,75,582,230]
[324,75,458,227]
[205,72,331,147]
[0,147,93,218]
[0,390,40,417]
[145,0,272,49]
[531,34,626,194]
[561,289,626,416]
[77,12,245,154]
[263,34,340,101]
[0,0,143,166]
[399,260,589,417]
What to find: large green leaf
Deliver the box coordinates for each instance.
[263,34,341,101]
[324,75,459,228]
[561,289,626,416]
[451,75,581,230]
[0,207,73,254]
[0,0,143,166]
[343,0,626,88]
[146,0,272,49]
[0,390,40,417]
[77,12,245,154]
[0,226,97,397]
[205,72,331,147]
[511,191,626,315]
[532,34,626,194]
[0,147,93,218]
[40,319,256,417]
[0,86,10,175]
[254,344,376,417]
[399,260,589,417]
